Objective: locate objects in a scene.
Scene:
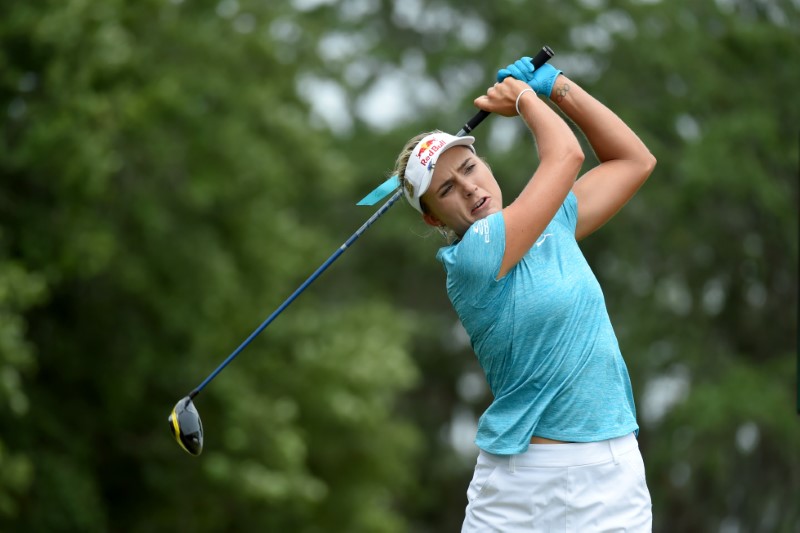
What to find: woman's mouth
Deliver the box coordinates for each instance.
[471,197,489,215]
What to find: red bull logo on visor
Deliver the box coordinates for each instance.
[418,138,447,167]
[416,139,434,157]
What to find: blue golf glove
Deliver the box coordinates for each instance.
[497,58,562,98]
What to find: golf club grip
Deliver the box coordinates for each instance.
[458,45,554,136]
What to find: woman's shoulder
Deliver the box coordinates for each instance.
[437,212,505,268]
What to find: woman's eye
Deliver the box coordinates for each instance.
[440,184,452,196]
[465,164,476,174]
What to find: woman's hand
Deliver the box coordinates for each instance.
[474,77,532,117]
[498,59,563,99]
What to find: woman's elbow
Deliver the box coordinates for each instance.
[565,144,585,174]
[640,151,657,180]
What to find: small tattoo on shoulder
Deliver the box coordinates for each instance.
[554,83,570,103]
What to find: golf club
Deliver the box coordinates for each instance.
[169,46,555,456]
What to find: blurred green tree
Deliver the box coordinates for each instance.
[1,0,419,531]
[1,0,798,531]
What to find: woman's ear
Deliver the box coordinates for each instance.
[422,213,445,228]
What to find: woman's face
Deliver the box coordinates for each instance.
[420,146,503,237]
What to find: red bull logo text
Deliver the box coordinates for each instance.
[418,138,447,167]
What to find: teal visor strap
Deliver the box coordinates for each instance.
[357,175,401,206]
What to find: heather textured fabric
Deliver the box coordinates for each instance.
[437,192,638,455]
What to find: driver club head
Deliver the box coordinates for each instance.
[168,396,204,456]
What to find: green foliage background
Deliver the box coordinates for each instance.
[1,0,797,531]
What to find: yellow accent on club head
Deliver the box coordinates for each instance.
[169,407,193,455]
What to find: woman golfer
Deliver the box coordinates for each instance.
[392,58,656,531]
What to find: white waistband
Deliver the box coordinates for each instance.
[479,433,639,468]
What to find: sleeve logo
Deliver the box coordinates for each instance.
[472,219,491,243]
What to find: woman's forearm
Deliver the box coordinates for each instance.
[550,76,655,167]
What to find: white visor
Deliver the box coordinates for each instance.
[403,132,475,213]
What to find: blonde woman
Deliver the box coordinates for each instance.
[393,59,656,531]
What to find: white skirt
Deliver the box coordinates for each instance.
[462,433,652,532]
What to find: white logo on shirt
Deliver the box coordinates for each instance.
[535,233,553,247]
[472,219,491,243]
